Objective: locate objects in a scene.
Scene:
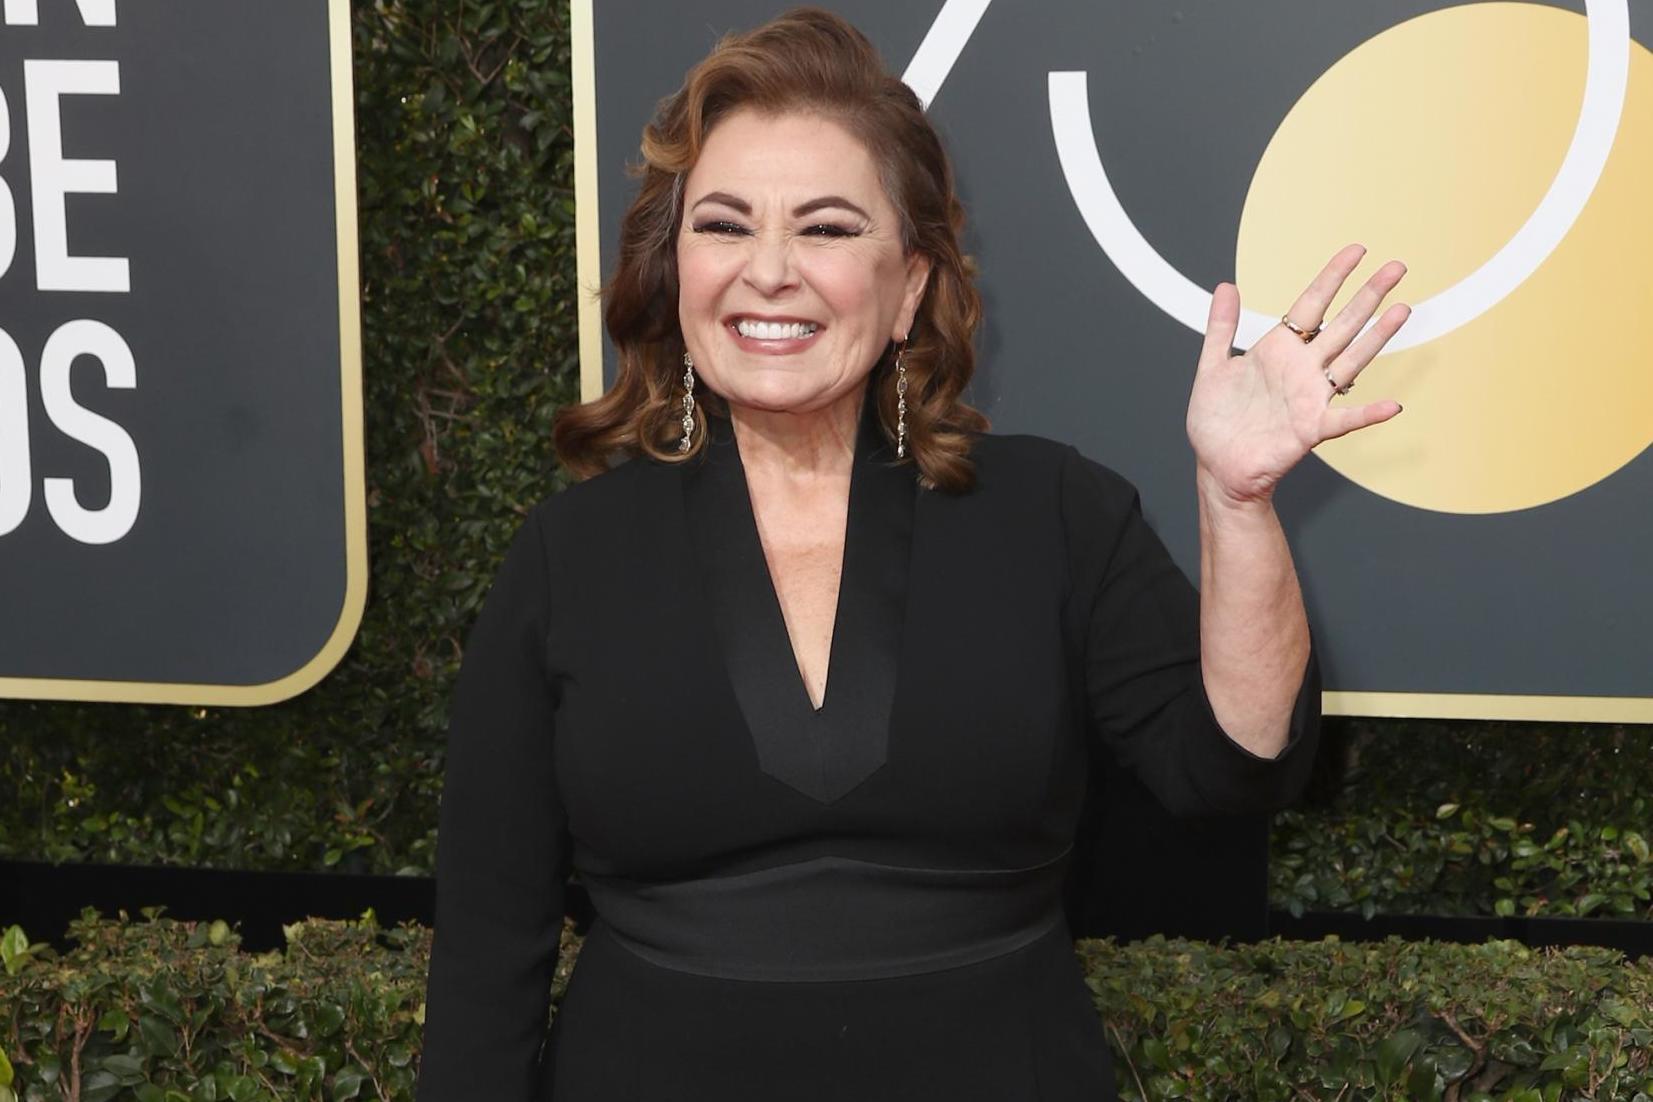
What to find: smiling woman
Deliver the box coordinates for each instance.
[675,110,929,445]
[551,8,987,492]
[414,7,1370,1102]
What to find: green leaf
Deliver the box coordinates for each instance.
[97,1009,130,1040]
[314,1002,346,1037]
[222,1074,258,1102]
[330,1066,367,1101]
[1604,1001,1644,1027]
[139,984,186,1026]
[139,1014,178,1056]
[1375,1029,1422,1085]
[0,926,29,975]
[81,1068,121,1102]
[1407,1056,1444,1102]
[99,1054,146,1088]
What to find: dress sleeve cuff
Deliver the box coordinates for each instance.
[1188,632,1323,814]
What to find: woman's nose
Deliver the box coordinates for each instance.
[742,232,798,295]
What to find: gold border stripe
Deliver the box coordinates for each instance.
[1325,691,1653,723]
[572,0,603,403]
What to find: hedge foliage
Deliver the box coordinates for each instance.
[1272,721,1653,922]
[3,910,1653,1102]
[0,0,1650,935]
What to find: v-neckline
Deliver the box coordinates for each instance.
[679,381,917,804]
[738,424,859,718]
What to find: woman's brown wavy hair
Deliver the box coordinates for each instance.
[551,6,989,492]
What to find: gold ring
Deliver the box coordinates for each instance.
[1281,314,1322,343]
[1325,370,1354,396]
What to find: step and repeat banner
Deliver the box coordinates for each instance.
[0,0,364,705]
[576,0,1653,722]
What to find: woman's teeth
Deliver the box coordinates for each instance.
[735,319,818,340]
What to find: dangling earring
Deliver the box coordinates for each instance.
[894,336,909,459]
[679,351,697,453]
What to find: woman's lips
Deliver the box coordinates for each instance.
[726,319,823,355]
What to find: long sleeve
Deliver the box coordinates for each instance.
[1060,444,1321,817]
[417,504,570,1101]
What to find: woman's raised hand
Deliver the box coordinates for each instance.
[1185,243,1411,507]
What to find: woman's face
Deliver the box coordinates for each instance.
[676,108,931,416]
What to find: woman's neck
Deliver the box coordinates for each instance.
[725,383,864,485]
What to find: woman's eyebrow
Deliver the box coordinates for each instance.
[793,195,870,220]
[689,191,751,214]
[687,192,870,221]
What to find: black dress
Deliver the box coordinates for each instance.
[415,379,1321,1101]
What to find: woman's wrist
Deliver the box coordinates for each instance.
[1195,464,1279,529]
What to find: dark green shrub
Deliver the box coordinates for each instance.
[4,911,1652,1102]
[1272,720,1653,921]
[1088,934,1653,1101]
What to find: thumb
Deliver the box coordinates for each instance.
[1198,282,1241,373]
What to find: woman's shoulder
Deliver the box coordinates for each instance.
[967,433,1157,593]
[966,429,1141,507]
[531,453,662,515]
[505,454,662,555]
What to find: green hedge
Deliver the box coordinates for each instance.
[3,911,1652,1102]
[1272,721,1653,921]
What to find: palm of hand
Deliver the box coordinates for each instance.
[1186,244,1412,506]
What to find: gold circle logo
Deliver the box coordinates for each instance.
[1237,3,1653,513]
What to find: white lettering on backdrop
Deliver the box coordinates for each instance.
[0,1,139,545]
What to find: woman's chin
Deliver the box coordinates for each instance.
[712,373,856,416]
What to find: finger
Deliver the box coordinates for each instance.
[1316,259,1407,357]
[1319,399,1403,442]
[1282,243,1366,333]
[1198,281,1241,372]
[1326,302,1411,390]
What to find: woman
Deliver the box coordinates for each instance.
[416,8,1409,1100]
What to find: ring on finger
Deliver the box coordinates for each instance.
[1324,369,1354,396]
[1281,314,1322,343]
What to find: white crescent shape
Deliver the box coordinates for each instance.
[1049,0,1630,351]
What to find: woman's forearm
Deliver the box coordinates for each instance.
[1193,465,1311,759]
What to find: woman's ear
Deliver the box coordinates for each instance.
[896,252,933,339]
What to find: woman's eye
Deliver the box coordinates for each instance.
[802,224,859,238]
[691,221,749,236]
